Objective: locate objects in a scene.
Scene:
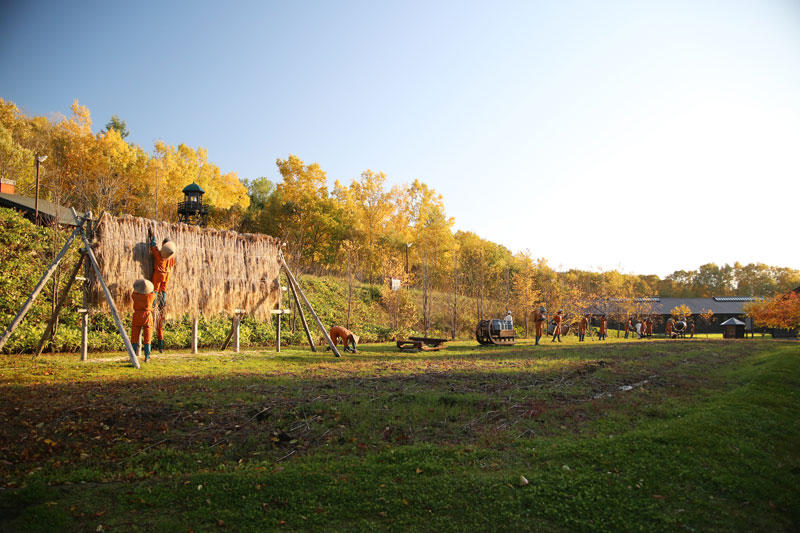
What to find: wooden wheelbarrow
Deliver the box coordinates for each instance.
[396,336,448,353]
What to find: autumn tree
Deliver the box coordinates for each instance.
[671,304,692,319]
[745,292,800,330]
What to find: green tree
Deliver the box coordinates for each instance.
[103,115,130,139]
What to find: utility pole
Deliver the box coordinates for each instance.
[34,155,47,224]
[154,164,159,221]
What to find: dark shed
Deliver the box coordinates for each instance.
[720,317,746,339]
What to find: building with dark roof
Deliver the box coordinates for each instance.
[586,296,760,334]
[0,191,83,227]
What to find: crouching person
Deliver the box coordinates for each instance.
[131,279,156,362]
[326,325,360,354]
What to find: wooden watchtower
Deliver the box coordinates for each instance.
[177,182,209,226]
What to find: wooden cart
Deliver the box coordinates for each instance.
[396,336,448,352]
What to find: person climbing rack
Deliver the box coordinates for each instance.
[148,227,177,353]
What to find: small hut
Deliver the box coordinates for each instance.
[720,317,746,339]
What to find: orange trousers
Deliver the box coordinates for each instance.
[131,325,152,345]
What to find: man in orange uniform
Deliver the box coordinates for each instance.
[533,306,546,345]
[551,309,563,343]
[666,319,674,338]
[578,314,589,342]
[599,314,607,340]
[624,318,632,339]
[131,279,156,362]
[689,320,695,338]
[327,325,360,354]
[149,228,177,353]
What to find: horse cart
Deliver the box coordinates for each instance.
[475,319,516,346]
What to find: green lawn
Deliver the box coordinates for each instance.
[1,337,798,531]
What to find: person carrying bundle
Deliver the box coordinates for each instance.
[131,279,156,362]
[148,227,177,352]
[326,325,360,353]
[578,314,589,342]
[533,306,546,345]
[599,315,607,340]
[551,309,563,343]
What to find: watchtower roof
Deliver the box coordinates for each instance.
[182,182,205,194]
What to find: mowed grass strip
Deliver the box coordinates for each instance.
[0,339,798,531]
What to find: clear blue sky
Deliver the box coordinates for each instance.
[3,0,799,276]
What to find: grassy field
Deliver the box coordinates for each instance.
[0,336,798,532]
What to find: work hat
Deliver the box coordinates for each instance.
[558,309,563,313]
[133,279,154,294]
[161,240,177,259]
[539,306,546,312]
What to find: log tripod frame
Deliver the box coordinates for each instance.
[0,209,140,368]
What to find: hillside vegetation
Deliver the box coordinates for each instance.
[0,208,504,354]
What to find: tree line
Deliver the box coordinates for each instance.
[2,98,798,337]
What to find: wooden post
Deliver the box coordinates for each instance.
[80,309,89,361]
[0,225,81,352]
[284,270,316,352]
[35,254,85,357]
[70,208,139,369]
[271,309,291,353]
[80,214,92,361]
[191,317,199,354]
[280,254,341,357]
[233,315,241,353]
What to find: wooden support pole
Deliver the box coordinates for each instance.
[80,310,89,361]
[70,208,139,369]
[192,317,199,354]
[35,254,85,357]
[0,226,81,352]
[233,315,241,353]
[284,269,316,352]
[221,326,234,351]
[280,255,341,357]
[81,215,92,362]
[271,309,291,353]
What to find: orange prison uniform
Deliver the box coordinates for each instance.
[646,320,653,336]
[553,313,563,334]
[666,322,673,336]
[151,246,176,293]
[329,326,355,347]
[579,317,588,335]
[599,318,607,335]
[131,292,156,344]
[625,320,631,334]
[534,311,545,336]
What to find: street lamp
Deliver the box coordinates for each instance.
[34,155,47,224]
